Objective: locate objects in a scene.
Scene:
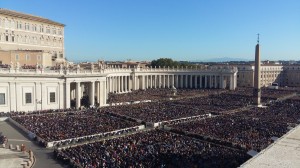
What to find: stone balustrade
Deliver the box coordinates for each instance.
[0,65,238,76]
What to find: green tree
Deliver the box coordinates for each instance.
[151,58,198,69]
[150,58,179,68]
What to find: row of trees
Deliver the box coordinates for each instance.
[150,58,198,68]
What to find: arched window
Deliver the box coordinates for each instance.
[40,25,44,32]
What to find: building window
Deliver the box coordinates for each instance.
[26,55,30,60]
[0,93,5,105]
[50,92,55,103]
[25,93,32,104]
[37,55,41,60]
[12,36,14,42]
[15,55,19,60]
[6,35,8,41]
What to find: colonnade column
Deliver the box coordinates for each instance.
[158,75,161,88]
[204,76,207,88]
[234,73,237,89]
[185,75,188,88]
[118,76,121,92]
[89,81,95,106]
[167,75,170,88]
[76,82,81,109]
[65,82,71,109]
[108,77,111,93]
[229,75,233,90]
[121,76,124,92]
[154,75,157,88]
[150,75,153,88]
[106,78,109,94]
[145,75,148,89]
[124,76,127,92]
[180,75,184,88]
[112,77,115,93]
[162,75,165,88]
[199,75,202,88]
[214,76,217,88]
[175,75,178,88]
[142,75,145,90]
[135,76,138,90]
[194,75,197,89]
[80,83,84,98]
[190,75,193,88]
[96,81,99,105]
[99,81,107,106]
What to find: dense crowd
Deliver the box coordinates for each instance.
[107,88,223,103]
[172,93,253,114]
[168,98,300,151]
[236,100,300,124]
[103,92,254,123]
[5,87,299,167]
[55,130,250,168]
[0,64,10,69]
[170,115,288,151]
[11,109,137,142]
[102,101,209,123]
[227,87,297,101]
[21,65,37,69]
[0,108,77,117]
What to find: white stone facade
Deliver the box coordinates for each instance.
[0,8,65,64]
[236,64,284,87]
[0,66,238,112]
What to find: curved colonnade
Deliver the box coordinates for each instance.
[0,66,237,112]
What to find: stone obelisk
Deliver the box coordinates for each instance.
[253,34,261,105]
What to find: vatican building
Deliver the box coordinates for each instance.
[0,8,300,168]
[0,8,238,112]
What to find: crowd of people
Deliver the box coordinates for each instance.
[102,101,209,123]
[227,87,297,101]
[102,91,255,123]
[107,88,223,104]
[170,115,288,151]
[167,97,300,151]
[4,87,299,167]
[54,130,250,168]
[0,132,7,144]
[236,100,300,124]
[0,64,10,69]
[11,109,138,142]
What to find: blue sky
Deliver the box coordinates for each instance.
[1,0,300,62]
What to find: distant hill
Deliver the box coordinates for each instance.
[194,57,251,63]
